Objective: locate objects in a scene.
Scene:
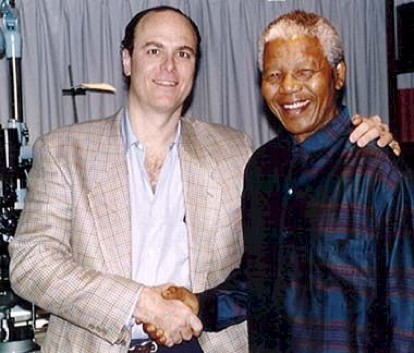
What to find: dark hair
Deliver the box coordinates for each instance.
[121,6,202,88]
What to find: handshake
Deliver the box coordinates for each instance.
[133,285,201,347]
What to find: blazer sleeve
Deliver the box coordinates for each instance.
[8,133,140,345]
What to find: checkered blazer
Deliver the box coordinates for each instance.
[9,110,252,353]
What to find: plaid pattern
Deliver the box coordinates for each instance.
[9,111,252,353]
[242,107,414,352]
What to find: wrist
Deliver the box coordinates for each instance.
[133,286,153,324]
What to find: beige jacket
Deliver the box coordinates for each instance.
[9,111,252,353]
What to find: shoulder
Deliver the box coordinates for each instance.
[341,141,414,203]
[182,117,253,158]
[245,135,287,173]
[32,112,122,167]
[346,142,404,179]
[35,112,120,149]
[183,117,251,142]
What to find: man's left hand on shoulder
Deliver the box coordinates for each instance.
[349,114,401,156]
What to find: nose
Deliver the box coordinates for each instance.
[160,54,176,73]
[279,73,300,94]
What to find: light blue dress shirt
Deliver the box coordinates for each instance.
[122,109,190,338]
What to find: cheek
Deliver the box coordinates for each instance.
[261,87,281,117]
[183,65,196,83]
[261,84,276,104]
[308,78,334,101]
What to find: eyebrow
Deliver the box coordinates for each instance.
[142,41,196,56]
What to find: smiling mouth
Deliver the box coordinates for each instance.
[282,99,310,110]
[154,79,178,87]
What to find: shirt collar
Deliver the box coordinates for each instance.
[121,108,182,153]
[281,105,351,159]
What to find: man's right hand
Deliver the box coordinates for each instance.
[133,285,202,347]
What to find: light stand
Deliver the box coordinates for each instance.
[0,1,38,352]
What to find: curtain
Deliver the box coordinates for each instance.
[0,0,390,150]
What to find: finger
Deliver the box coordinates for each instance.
[161,286,179,300]
[356,128,380,147]
[177,322,197,342]
[156,327,164,337]
[143,323,159,342]
[349,121,377,145]
[143,323,157,333]
[181,328,194,341]
[169,331,184,347]
[143,323,168,344]
[375,123,394,147]
[350,114,389,146]
[161,331,179,348]
[162,286,199,314]
[156,334,167,346]
[388,141,401,156]
[189,315,203,337]
[351,114,363,126]
[152,327,165,340]
[376,133,393,147]
[164,338,174,348]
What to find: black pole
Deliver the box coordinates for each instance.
[8,57,23,123]
[68,64,79,124]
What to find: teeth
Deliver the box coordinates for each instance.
[155,80,176,86]
[283,100,308,110]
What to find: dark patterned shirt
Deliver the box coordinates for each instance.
[199,106,414,353]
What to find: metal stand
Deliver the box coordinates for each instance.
[0,2,37,351]
[0,304,39,352]
[0,340,39,353]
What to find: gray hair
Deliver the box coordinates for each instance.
[257,10,344,72]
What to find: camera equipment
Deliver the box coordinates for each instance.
[0,1,38,352]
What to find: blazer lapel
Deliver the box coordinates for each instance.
[87,113,132,278]
[180,119,222,292]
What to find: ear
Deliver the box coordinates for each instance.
[122,48,132,77]
[334,61,346,90]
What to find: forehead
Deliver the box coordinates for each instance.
[264,36,326,66]
[134,10,197,48]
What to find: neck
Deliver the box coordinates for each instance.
[127,105,181,151]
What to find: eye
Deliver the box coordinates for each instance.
[147,48,160,56]
[177,50,193,60]
[294,69,316,81]
[265,71,283,84]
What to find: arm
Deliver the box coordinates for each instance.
[197,267,247,332]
